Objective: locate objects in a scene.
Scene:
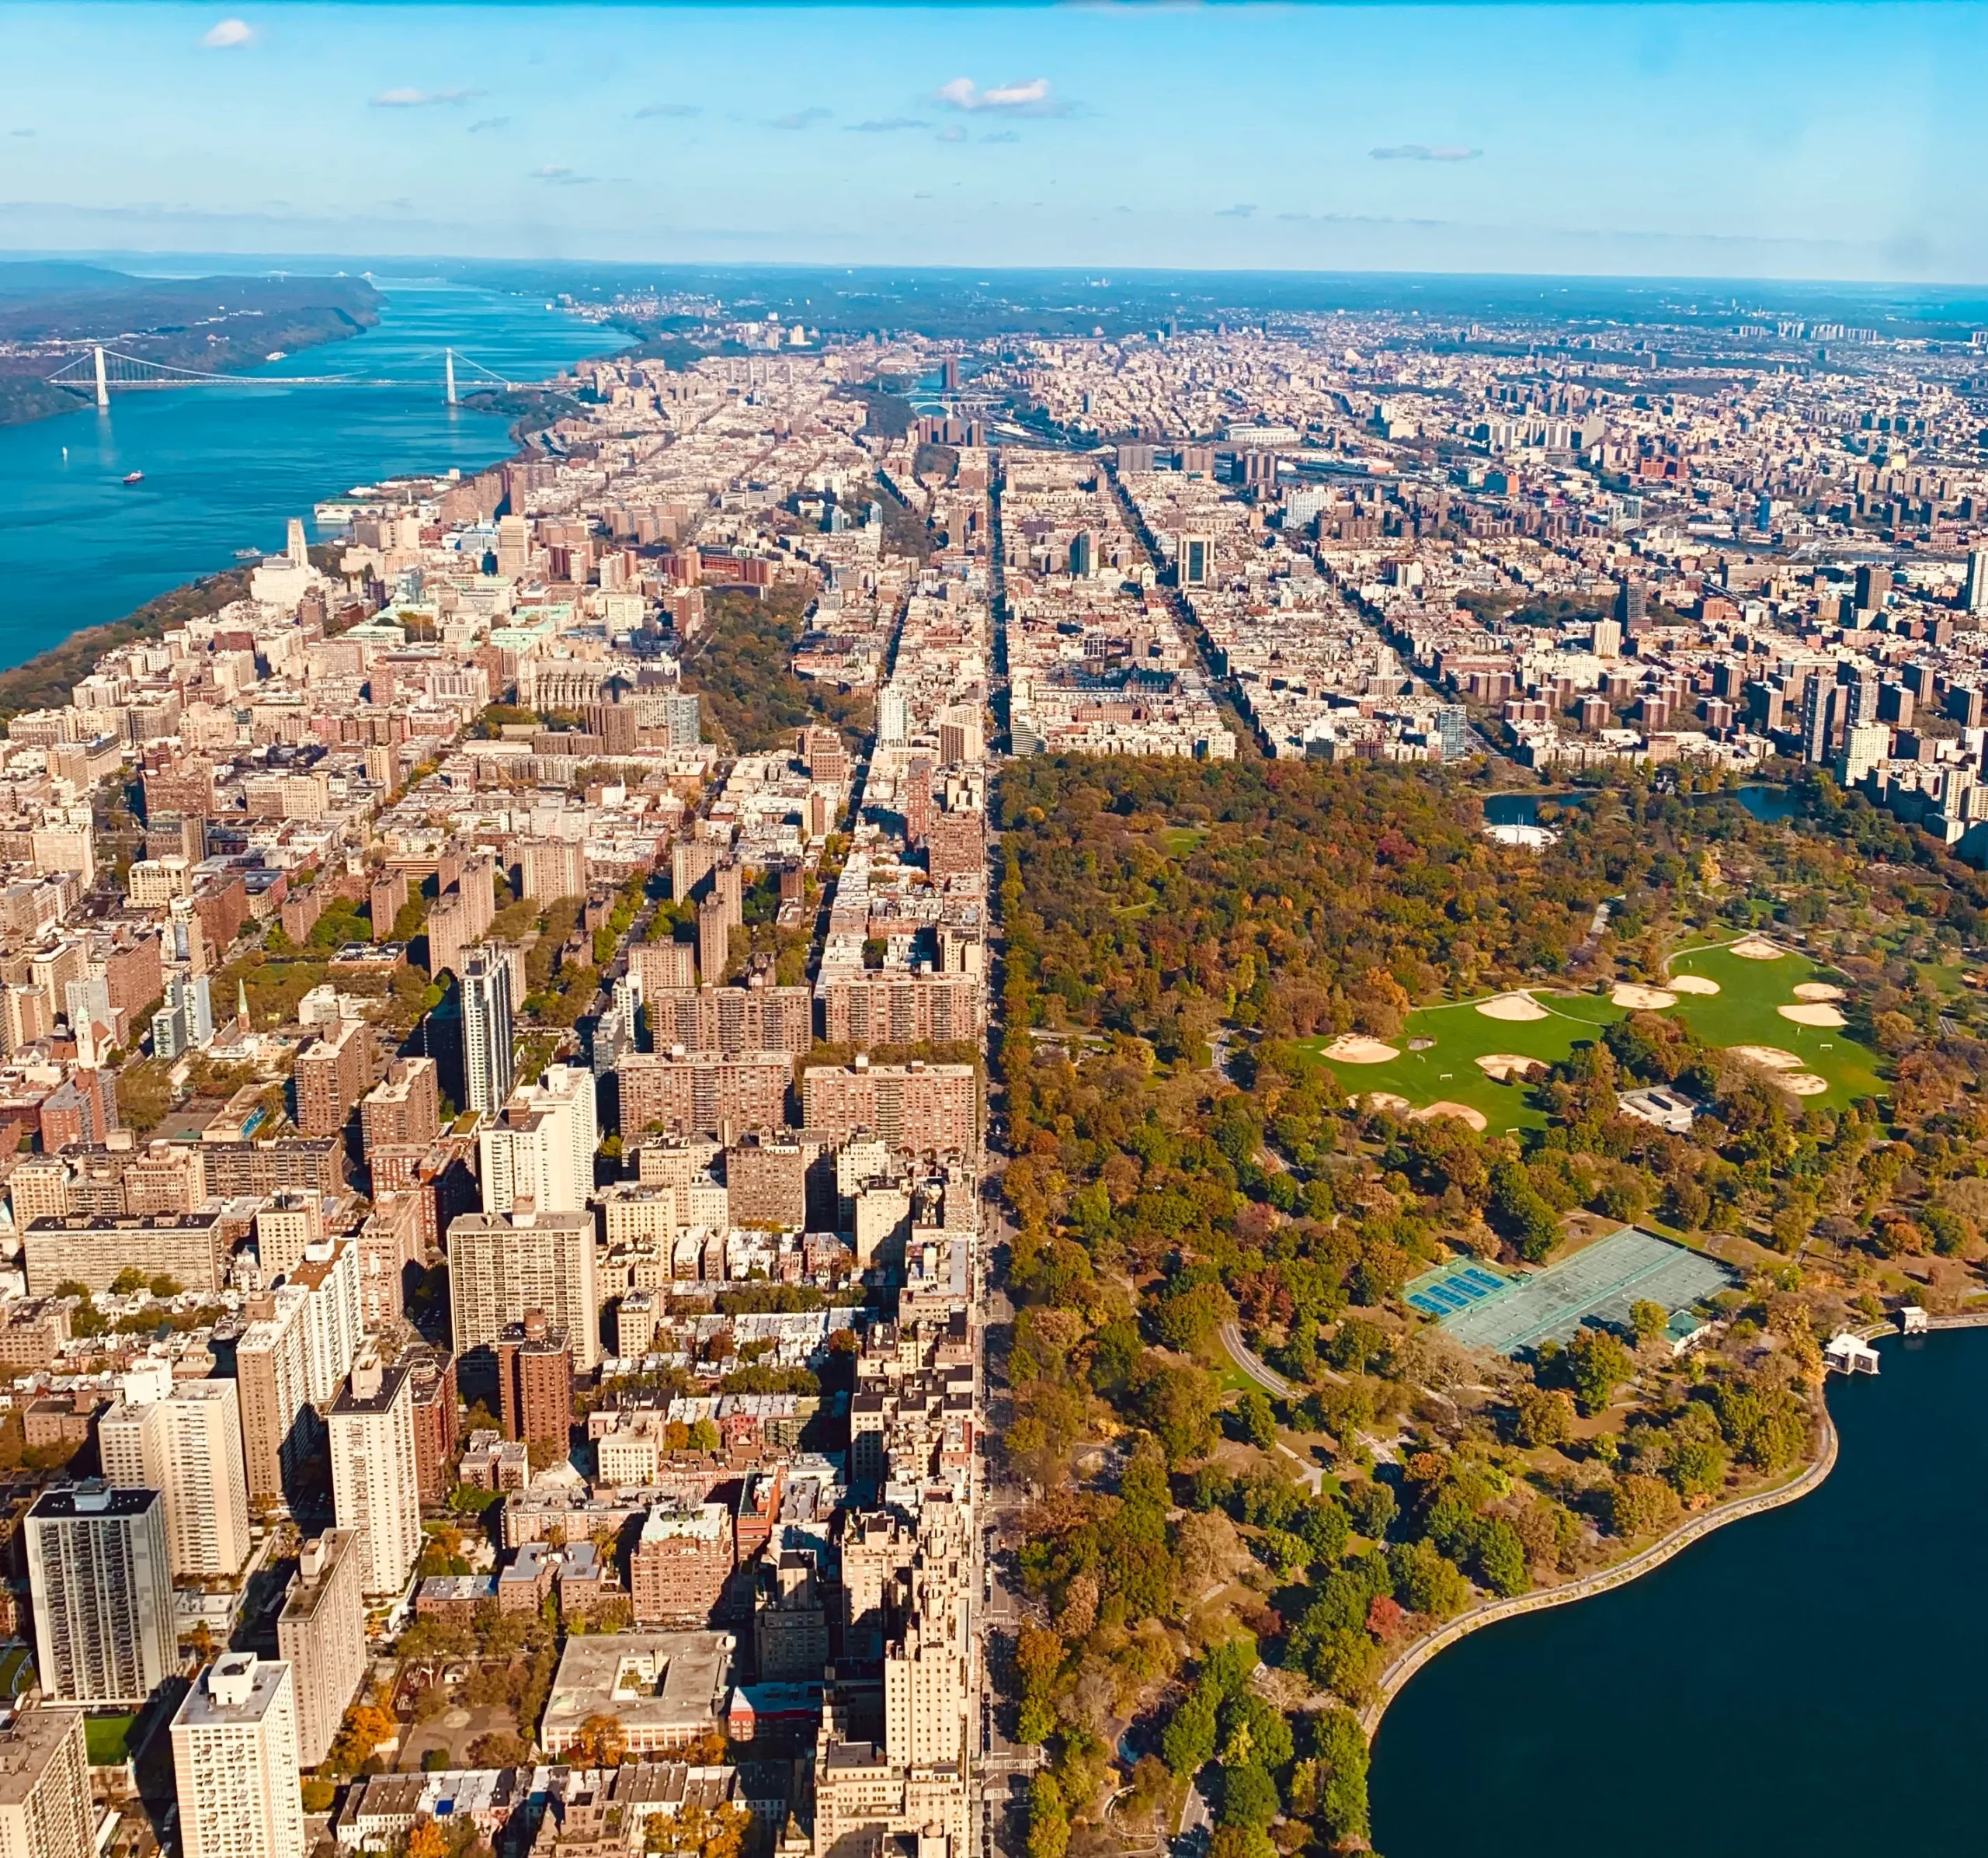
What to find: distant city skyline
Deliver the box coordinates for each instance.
[2,2,1987,280]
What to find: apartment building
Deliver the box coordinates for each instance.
[328,1355,423,1598]
[447,1209,600,1372]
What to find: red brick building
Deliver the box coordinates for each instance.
[495,1310,573,1448]
[629,1502,732,1623]
[294,1017,377,1136]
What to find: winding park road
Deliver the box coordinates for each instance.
[1355,1408,1842,1738]
[1219,1322,1294,1398]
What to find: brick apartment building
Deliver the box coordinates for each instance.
[294,1018,377,1137]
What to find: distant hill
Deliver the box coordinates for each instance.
[0,266,382,425]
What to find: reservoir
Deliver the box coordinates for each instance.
[1370,1326,1988,1858]
[0,280,613,673]
[1482,785,1795,828]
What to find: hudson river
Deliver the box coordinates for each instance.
[1370,1327,1988,1858]
[0,280,613,671]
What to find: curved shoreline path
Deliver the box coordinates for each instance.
[1358,1408,1840,1738]
[1368,1320,1988,1858]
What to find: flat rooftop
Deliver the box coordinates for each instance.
[540,1631,735,1750]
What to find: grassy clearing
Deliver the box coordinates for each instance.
[1663,943,1884,1107]
[1302,946,1887,1124]
[1302,990,1632,1133]
[85,1714,134,1766]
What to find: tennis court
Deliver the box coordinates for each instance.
[1438,1224,1736,1355]
[1405,1258,1517,1321]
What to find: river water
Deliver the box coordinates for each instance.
[1370,1327,1988,1858]
[0,280,615,672]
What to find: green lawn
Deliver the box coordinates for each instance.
[0,1647,30,1701]
[1664,941,1885,1107]
[1303,989,1632,1133]
[85,1714,135,1766]
[1302,939,1886,1126]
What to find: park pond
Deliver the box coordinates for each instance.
[1370,1323,1988,1858]
[1482,787,1797,828]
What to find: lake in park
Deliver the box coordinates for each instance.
[1482,786,1796,828]
[1370,1325,1988,1858]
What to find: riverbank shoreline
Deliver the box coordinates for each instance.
[0,293,381,433]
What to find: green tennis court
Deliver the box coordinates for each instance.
[1439,1224,1737,1355]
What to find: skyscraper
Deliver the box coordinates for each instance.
[170,1653,305,1858]
[328,1355,422,1597]
[476,1064,597,1215]
[0,1704,93,1858]
[277,1530,365,1768]
[1967,547,1988,617]
[461,946,516,1115]
[447,1209,600,1371]
[24,1482,176,1708]
[99,1378,252,1581]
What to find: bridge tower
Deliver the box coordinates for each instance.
[445,348,457,407]
[92,346,108,410]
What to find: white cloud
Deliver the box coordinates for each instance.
[201,18,255,49]
[935,77,1058,115]
[1370,144,1481,162]
[371,86,485,109]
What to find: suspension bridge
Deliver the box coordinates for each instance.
[44,345,540,408]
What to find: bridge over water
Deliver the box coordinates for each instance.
[44,344,551,407]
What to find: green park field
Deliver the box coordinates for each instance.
[1305,936,1883,1127]
[1663,940,1885,1107]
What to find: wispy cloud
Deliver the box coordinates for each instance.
[201,18,255,49]
[936,127,966,144]
[634,103,701,120]
[1215,203,1256,218]
[371,86,485,109]
[9,129,33,139]
[847,117,926,134]
[1370,143,1481,162]
[767,106,832,131]
[530,165,593,185]
[982,130,1020,144]
[935,77,1060,116]
[467,116,509,134]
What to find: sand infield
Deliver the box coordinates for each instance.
[1792,982,1845,1002]
[1668,974,1721,995]
[1476,1052,1545,1082]
[1776,1072,1829,1096]
[1730,936,1785,960]
[1729,1044,1804,1070]
[1475,992,1548,1022]
[1611,984,1677,1009]
[1778,1002,1847,1028]
[1323,1033,1401,1064]
[1364,1092,1413,1114]
[1415,1101,1489,1131]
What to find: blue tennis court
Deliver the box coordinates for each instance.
[1438,1224,1737,1355]
[1406,1258,1516,1319]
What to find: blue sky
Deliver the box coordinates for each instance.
[0,2,1984,279]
